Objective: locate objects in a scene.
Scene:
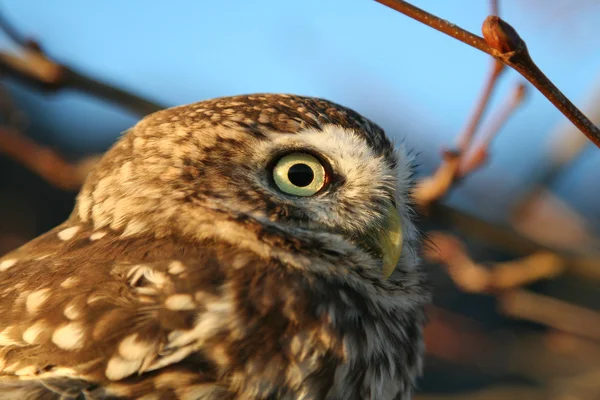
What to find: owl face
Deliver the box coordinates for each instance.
[76,94,419,278]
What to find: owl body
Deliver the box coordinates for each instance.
[0,94,428,399]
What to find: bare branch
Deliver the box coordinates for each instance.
[456,61,505,154]
[375,0,600,147]
[0,9,29,47]
[414,79,526,210]
[413,150,460,210]
[490,0,499,16]
[0,127,100,190]
[459,82,528,176]
[416,386,546,400]
[499,290,600,342]
[0,10,165,116]
[424,232,566,293]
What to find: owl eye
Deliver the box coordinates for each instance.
[272,152,327,196]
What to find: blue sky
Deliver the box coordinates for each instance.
[1,0,599,224]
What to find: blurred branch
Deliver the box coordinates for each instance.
[0,49,164,116]
[430,203,600,280]
[0,126,100,190]
[459,82,528,176]
[510,187,599,252]
[0,10,28,47]
[375,0,600,147]
[456,61,505,154]
[425,232,566,293]
[413,150,461,209]
[507,79,600,251]
[424,305,500,367]
[416,386,545,400]
[414,81,528,209]
[530,77,600,188]
[499,289,600,342]
[0,10,165,116]
[413,2,506,211]
[490,0,499,17]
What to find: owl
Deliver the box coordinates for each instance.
[0,94,428,399]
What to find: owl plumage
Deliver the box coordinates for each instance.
[0,94,428,399]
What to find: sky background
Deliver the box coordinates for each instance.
[1,0,599,226]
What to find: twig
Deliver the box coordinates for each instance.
[459,82,528,176]
[414,80,526,209]
[499,289,600,342]
[424,232,566,293]
[64,67,165,116]
[424,305,499,366]
[481,17,600,147]
[375,0,600,147]
[413,3,507,210]
[456,60,505,154]
[509,77,600,232]
[0,10,165,116]
[413,150,461,209]
[429,203,600,280]
[0,50,164,116]
[415,386,546,400]
[0,9,28,47]
[490,0,499,16]
[0,127,100,190]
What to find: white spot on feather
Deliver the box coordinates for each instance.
[168,261,186,275]
[77,188,92,222]
[165,297,233,350]
[128,265,166,286]
[118,334,153,361]
[90,231,107,241]
[58,226,80,241]
[0,327,21,346]
[176,384,222,399]
[14,365,37,376]
[26,288,51,313]
[52,322,85,350]
[164,294,195,310]
[22,321,47,344]
[60,276,79,288]
[105,356,142,380]
[121,219,148,237]
[64,299,83,320]
[0,259,17,271]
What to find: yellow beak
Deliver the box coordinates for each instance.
[378,204,403,278]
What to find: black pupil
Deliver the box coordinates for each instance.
[287,163,314,187]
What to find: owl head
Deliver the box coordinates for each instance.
[73,94,421,279]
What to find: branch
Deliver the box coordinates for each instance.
[414,81,527,209]
[0,127,100,190]
[375,0,600,147]
[499,289,600,342]
[424,232,566,293]
[413,150,461,209]
[490,0,499,17]
[416,386,546,400]
[424,305,499,367]
[429,203,600,281]
[0,12,165,117]
[459,82,528,176]
[456,60,505,154]
[0,49,164,116]
[0,9,28,47]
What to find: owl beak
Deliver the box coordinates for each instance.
[379,204,403,278]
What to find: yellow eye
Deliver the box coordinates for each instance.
[272,152,327,196]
